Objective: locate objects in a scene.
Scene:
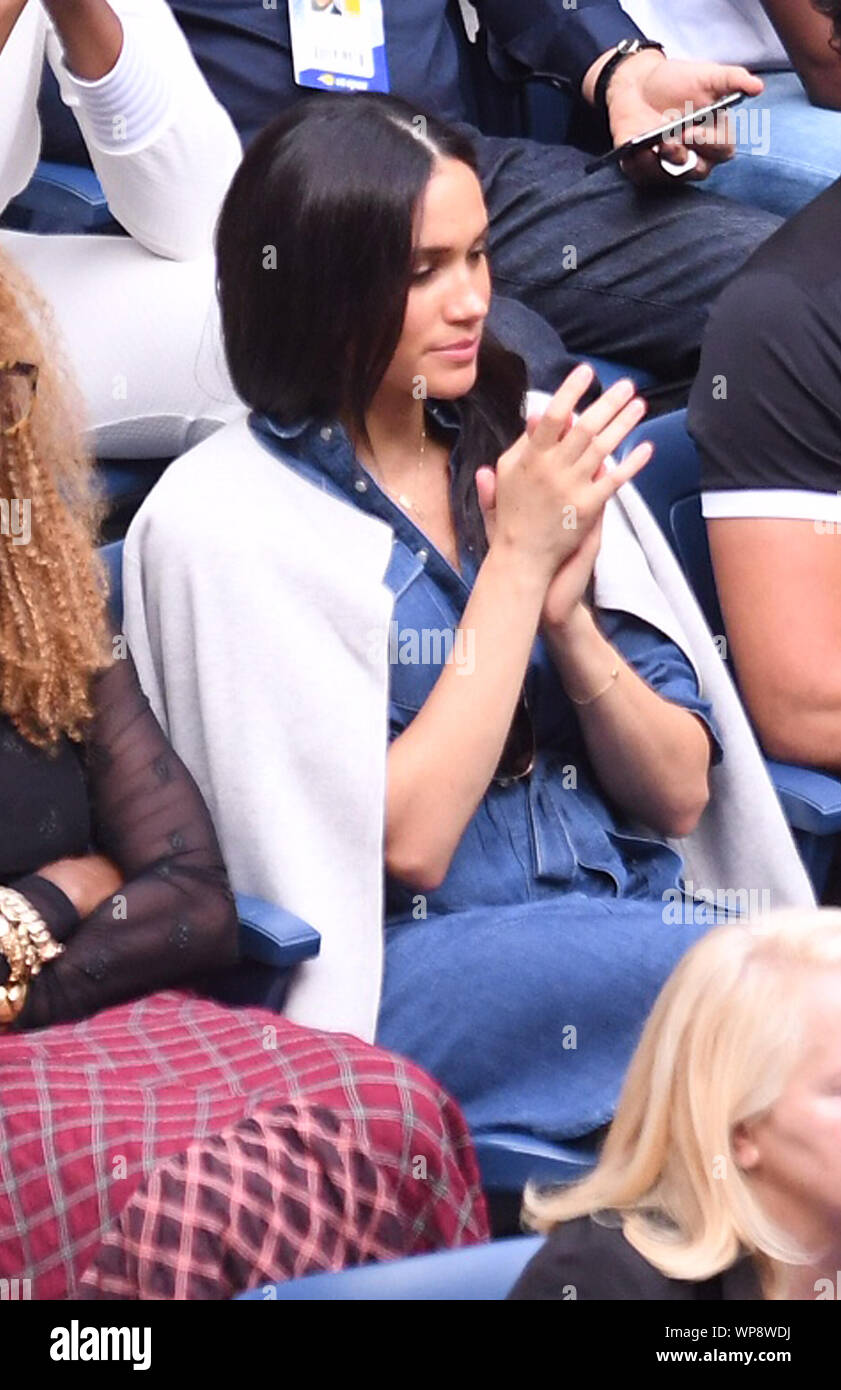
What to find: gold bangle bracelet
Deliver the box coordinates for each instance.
[567,663,620,707]
[0,888,63,1027]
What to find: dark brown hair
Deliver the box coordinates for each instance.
[215,93,527,555]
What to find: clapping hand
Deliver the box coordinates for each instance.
[476,369,652,628]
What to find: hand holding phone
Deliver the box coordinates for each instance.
[585,92,745,177]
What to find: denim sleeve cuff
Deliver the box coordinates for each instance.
[59,22,172,153]
[7,875,81,942]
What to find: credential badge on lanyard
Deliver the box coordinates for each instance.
[288,0,390,94]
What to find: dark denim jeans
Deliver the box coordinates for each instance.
[476,132,782,384]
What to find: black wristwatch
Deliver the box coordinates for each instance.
[593,39,666,121]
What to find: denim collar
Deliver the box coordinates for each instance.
[255,398,461,441]
[249,399,475,598]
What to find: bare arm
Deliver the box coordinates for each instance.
[42,0,242,259]
[542,603,712,837]
[41,0,123,79]
[0,0,43,210]
[0,0,27,50]
[708,518,841,769]
[386,547,546,892]
[761,0,841,108]
[385,372,650,892]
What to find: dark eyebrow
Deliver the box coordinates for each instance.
[413,224,490,259]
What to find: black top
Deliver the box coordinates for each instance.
[508,1216,763,1300]
[688,178,841,499]
[0,649,238,1030]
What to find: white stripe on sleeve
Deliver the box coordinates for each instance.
[59,24,171,154]
[701,489,841,524]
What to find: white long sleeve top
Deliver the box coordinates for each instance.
[0,0,242,259]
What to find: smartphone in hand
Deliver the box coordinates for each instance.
[584,91,746,175]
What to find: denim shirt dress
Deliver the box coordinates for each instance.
[251,405,724,1141]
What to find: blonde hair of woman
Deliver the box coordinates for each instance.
[0,248,110,749]
[524,908,841,1299]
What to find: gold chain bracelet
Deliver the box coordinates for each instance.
[0,887,63,1027]
[567,663,620,707]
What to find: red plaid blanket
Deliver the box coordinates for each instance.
[0,992,488,1298]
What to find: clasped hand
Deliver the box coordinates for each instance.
[476,364,652,629]
[36,853,124,920]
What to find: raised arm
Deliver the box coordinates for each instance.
[42,0,122,75]
[42,0,242,259]
[10,645,238,1029]
[0,0,26,47]
[385,370,652,892]
[0,1,44,213]
[761,0,841,108]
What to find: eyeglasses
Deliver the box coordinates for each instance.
[493,685,536,785]
[0,361,38,438]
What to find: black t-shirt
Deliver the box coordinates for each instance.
[508,1215,762,1300]
[688,178,841,512]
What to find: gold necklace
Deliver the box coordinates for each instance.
[368,420,427,520]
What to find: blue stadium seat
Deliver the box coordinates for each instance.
[96,458,172,520]
[1,161,115,234]
[98,539,321,986]
[584,356,658,395]
[474,1131,597,1192]
[617,410,841,896]
[234,1234,544,1300]
[3,165,169,524]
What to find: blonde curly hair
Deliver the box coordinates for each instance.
[0,247,111,749]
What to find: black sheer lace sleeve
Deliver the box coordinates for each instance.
[15,648,239,1029]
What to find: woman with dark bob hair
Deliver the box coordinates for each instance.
[126,93,752,1146]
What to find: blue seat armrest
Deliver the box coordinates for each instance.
[235,893,321,970]
[234,1236,545,1301]
[5,161,114,233]
[766,761,841,837]
[474,1130,598,1191]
